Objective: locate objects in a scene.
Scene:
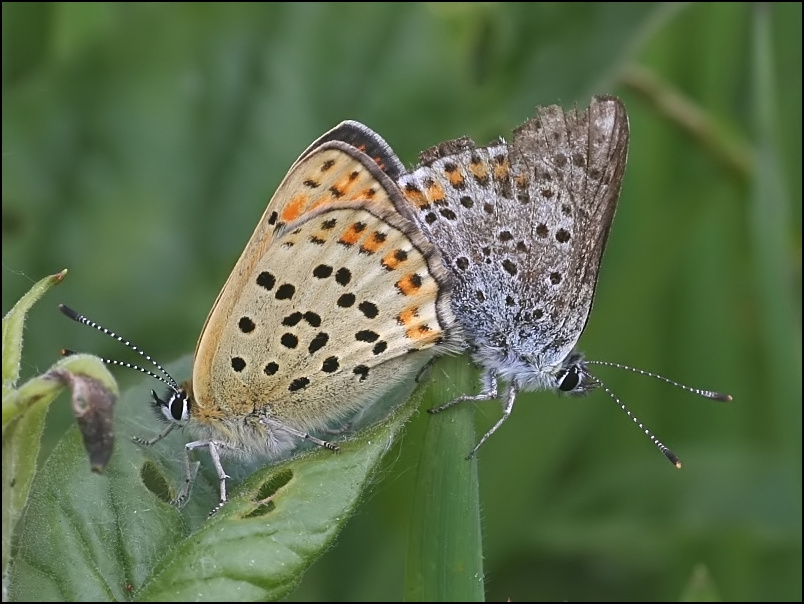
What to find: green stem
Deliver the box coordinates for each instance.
[405,355,485,602]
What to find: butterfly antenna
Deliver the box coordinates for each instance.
[582,369,682,469]
[59,304,181,393]
[586,361,732,401]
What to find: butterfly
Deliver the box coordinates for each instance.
[322,98,730,466]
[61,123,460,512]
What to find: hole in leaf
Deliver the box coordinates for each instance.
[242,469,294,518]
[255,468,294,500]
[140,460,172,503]
[243,499,276,518]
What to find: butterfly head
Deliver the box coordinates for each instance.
[151,387,191,426]
[553,352,597,396]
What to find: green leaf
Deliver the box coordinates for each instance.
[2,269,67,402]
[2,270,102,586]
[7,357,428,601]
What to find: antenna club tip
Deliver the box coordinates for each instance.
[665,450,682,468]
[59,304,78,319]
[718,393,733,402]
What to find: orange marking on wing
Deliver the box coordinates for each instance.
[360,231,387,254]
[445,167,465,188]
[515,172,530,189]
[406,323,436,342]
[493,157,510,180]
[469,160,489,181]
[396,273,423,296]
[338,222,366,246]
[396,306,420,326]
[426,180,446,204]
[281,194,309,223]
[382,248,408,271]
[331,170,361,199]
[402,183,429,209]
[356,186,378,201]
[349,143,385,170]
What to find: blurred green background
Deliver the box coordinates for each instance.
[2,2,800,601]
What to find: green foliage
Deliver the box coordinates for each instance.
[2,271,119,595]
[6,356,431,601]
[2,3,800,601]
[2,278,480,603]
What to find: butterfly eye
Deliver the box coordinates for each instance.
[168,392,190,424]
[557,364,581,392]
[151,389,189,425]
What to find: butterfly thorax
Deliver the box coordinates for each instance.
[470,338,595,395]
[192,412,301,460]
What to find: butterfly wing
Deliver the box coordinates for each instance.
[193,204,456,437]
[193,144,458,452]
[196,138,421,360]
[397,96,629,371]
[296,120,406,180]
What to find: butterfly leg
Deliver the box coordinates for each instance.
[170,439,233,515]
[171,441,200,508]
[466,382,519,459]
[259,416,340,452]
[414,356,438,383]
[427,369,499,414]
[131,422,176,446]
[205,441,233,514]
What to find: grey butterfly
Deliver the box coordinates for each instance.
[299,102,731,465]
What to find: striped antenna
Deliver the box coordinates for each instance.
[581,369,682,468]
[58,304,181,395]
[582,360,732,468]
[587,360,732,401]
